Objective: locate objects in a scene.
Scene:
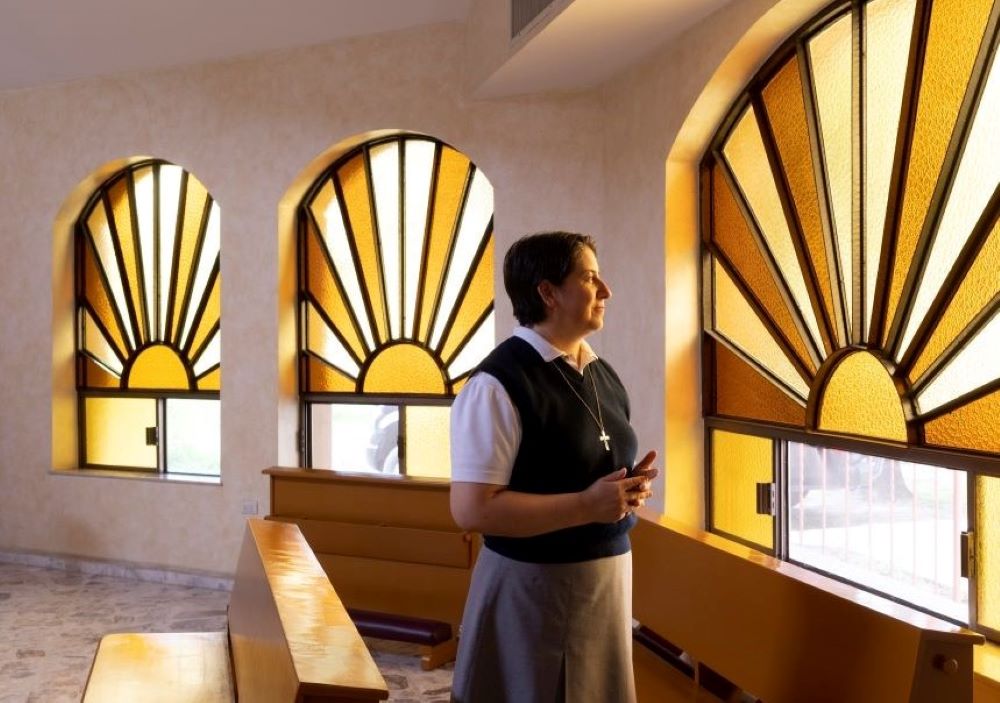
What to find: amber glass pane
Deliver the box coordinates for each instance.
[108,177,148,346]
[764,56,839,346]
[127,344,190,390]
[712,166,817,374]
[713,341,806,426]
[884,0,994,346]
[440,238,494,362]
[192,332,219,378]
[865,0,917,340]
[82,358,120,388]
[977,474,1000,632]
[83,309,124,376]
[339,153,388,345]
[307,301,360,377]
[817,351,907,441]
[84,396,157,468]
[917,308,1000,414]
[307,356,357,393]
[723,106,824,353]
[911,215,1000,384]
[82,241,129,358]
[170,174,210,344]
[187,273,220,357]
[404,406,451,479]
[363,343,446,395]
[447,311,495,381]
[924,388,1000,453]
[711,430,774,549]
[306,221,366,363]
[418,147,470,343]
[88,203,135,350]
[712,258,810,399]
[900,46,1000,358]
[452,376,468,394]
[404,140,435,337]
[197,367,220,391]
[370,142,402,339]
[808,13,853,335]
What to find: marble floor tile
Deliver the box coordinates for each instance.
[0,562,452,702]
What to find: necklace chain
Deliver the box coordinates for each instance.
[552,361,611,451]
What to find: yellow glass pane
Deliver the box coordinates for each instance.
[808,14,853,338]
[170,174,210,344]
[87,202,135,350]
[108,177,148,346]
[306,221,367,363]
[452,376,468,394]
[197,367,220,391]
[711,429,774,549]
[911,206,1000,384]
[900,40,1000,359]
[83,309,124,376]
[82,358,121,388]
[713,341,807,426]
[83,241,129,358]
[713,258,810,399]
[307,301,360,377]
[363,343,446,395]
[186,272,220,357]
[418,147,470,343]
[307,355,357,393]
[339,153,388,345]
[126,344,190,390]
[764,56,840,346]
[404,406,451,479]
[817,351,907,441]
[865,0,918,340]
[84,396,157,468]
[884,0,994,346]
[440,237,494,363]
[723,106,824,354]
[712,166,817,374]
[976,474,1000,632]
[917,308,1000,414]
[924,388,1000,454]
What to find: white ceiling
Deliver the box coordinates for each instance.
[0,0,472,92]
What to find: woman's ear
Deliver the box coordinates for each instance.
[537,280,557,310]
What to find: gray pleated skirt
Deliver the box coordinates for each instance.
[451,547,635,703]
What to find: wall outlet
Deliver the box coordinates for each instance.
[241,499,259,516]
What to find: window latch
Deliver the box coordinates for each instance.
[755,482,775,516]
[960,532,974,579]
[145,426,158,447]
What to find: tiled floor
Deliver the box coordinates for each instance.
[0,562,452,702]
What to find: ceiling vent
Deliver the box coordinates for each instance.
[511,0,557,39]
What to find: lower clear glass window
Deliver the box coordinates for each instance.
[165,399,221,476]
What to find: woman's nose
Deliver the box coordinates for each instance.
[598,278,611,299]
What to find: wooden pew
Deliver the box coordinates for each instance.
[631,513,985,703]
[83,519,388,702]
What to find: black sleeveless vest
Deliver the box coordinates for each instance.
[476,336,638,563]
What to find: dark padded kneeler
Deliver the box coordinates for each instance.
[347,608,452,646]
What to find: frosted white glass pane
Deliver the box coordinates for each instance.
[917,307,1000,413]
[320,192,375,351]
[865,0,916,339]
[713,259,810,399]
[810,14,854,335]
[83,309,124,375]
[192,330,220,377]
[307,301,360,377]
[723,106,824,354]
[371,142,402,339]
[181,202,220,348]
[430,169,494,349]
[404,140,434,338]
[899,51,1000,358]
[311,403,399,474]
[158,165,183,341]
[90,213,135,350]
[134,167,156,343]
[448,311,495,379]
[166,398,220,476]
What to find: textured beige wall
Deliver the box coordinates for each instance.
[0,22,606,575]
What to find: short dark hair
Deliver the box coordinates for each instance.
[503,231,596,326]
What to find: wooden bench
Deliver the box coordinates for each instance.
[83,519,389,702]
[630,513,986,703]
[347,608,457,670]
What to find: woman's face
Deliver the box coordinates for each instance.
[546,246,612,336]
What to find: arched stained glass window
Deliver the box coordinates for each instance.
[299,134,494,478]
[76,160,221,476]
[702,0,1000,637]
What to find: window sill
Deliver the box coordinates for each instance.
[50,467,222,485]
[976,641,1000,697]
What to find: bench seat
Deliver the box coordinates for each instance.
[348,608,457,670]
